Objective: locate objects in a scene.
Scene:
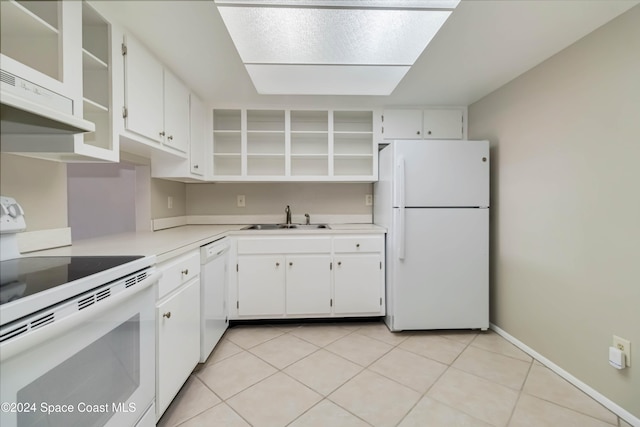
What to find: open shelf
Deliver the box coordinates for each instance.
[291,110,328,132]
[213,109,241,131]
[247,110,285,132]
[1,0,60,80]
[83,98,109,113]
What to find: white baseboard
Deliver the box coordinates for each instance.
[490,323,639,427]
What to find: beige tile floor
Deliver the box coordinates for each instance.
[158,321,629,427]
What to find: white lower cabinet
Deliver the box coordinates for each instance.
[237,255,285,316]
[286,255,332,315]
[334,254,383,314]
[155,251,201,420]
[233,234,384,319]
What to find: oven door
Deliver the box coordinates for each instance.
[0,273,158,427]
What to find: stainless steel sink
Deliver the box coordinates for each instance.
[243,224,330,230]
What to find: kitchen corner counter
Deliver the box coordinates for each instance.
[28,224,386,263]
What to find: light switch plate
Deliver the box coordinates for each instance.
[237,195,246,208]
[365,194,373,206]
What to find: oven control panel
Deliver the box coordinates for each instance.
[0,196,26,234]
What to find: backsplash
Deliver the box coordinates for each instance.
[186,182,373,222]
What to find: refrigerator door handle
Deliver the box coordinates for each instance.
[397,157,405,260]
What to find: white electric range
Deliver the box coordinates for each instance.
[0,196,160,427]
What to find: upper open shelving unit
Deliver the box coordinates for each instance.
[212,108,379,182]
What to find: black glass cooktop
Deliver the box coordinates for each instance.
[0,256,144,306]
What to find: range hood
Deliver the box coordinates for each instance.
[1,69,95,135]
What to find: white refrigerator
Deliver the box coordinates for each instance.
[374,139,489,331]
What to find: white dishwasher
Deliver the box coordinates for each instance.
[200,237,230,362]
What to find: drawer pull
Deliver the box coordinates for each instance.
[276,262,280,267]
[163,312,171,319]
[181,269,189,275]
[356,244,360,248]
[289,262,293,266]
[338,261,342,266]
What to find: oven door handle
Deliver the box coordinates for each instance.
[0,271,161,362]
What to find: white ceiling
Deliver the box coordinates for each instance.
[90,0,638,108]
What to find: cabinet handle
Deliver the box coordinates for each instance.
[194,164,199,169]
[427,130,432,135]
[182,269,189,275]
[416,130,420,135]
[338,261,342,266]
[356,243,360,248]
[159,131,165,137]
[289,262,293,266]
[163,312,171,319]
[168,135,173,141]
[276,262,280,267]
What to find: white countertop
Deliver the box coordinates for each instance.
[33,224,386,263]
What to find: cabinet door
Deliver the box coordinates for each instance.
[382,109,422,140]
[124,34,164,143]
[237,255,285,316]
[422,109,463,139]
[163,70,190,153]
[286,255,331,315]
[334,254,383,314]
[157,277,200,417]
[189,94,206,176]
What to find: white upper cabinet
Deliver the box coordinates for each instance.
[123,34,164,144]
[122,33,190,156]
[1,0,76,100]
[0,1,120,162]
[422,109,464,139]
[382,109,423,139]
[382,108,465,140]
[212,108,380,182]
[189,94,206,176]
[163,69,190,153]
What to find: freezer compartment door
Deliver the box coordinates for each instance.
[392,208,488,330]
[393,140,489,208]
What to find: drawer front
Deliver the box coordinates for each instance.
[237,237,331,254]
[333,235,383,253]
[158,251,200,299]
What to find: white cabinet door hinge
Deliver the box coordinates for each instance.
[122,107,128,118]
[121,43,127,56]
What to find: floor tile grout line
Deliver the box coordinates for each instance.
[503,358,535,427]
[522,363,620,424]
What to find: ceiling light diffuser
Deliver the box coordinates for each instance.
[215,0,460,95]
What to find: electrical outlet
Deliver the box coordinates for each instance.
[365,194,373,206]
[613,336,631,367]
[237,195,246,208]
[167,196,173,209]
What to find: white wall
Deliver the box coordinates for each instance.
[0,154,68,231]
[468,6,640,418]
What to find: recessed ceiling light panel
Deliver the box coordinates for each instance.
[215,0,459,95]
[245,64,411,95]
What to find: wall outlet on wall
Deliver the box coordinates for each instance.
[613,336,631,367]
[167,196,173,209]
[365,194,373,206]
[237,195,246,208]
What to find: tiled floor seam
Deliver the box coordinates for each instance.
[520,391,619,426]
[391,355,453,427]
[468,342,533,363]
[502,359,535,427]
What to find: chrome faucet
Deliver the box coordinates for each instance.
[285,205,292,225]
[305,213,310,225]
